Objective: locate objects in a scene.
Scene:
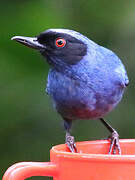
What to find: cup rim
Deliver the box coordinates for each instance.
[51,139,135,162]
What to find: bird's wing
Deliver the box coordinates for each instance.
[125,76,129,86]
[114,61,129,87]
[99,46,129,88]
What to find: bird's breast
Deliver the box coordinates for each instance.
[46,68,125,120]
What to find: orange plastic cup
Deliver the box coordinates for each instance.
[3,139,135,180]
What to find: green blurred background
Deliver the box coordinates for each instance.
[1,0,135,179]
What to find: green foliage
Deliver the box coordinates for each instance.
[1,0,135,179]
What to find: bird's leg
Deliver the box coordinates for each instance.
[99,118,121,155]
[64,119,77,153]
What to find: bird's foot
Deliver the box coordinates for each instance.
[65,132,77,153]
[108,130,121,155]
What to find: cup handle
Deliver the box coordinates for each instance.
[2,162,58,180]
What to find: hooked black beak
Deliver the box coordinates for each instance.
[11,36,45,50]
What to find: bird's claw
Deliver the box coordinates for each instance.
[108,130,121,155]
[66,134,77,153]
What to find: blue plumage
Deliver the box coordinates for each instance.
[12,28,129,154]
[46,29,128,120]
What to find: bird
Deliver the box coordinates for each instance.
[11,29,129,154]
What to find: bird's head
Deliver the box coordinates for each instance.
[11,29,91,67]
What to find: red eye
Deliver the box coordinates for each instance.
[55,38,66,47]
